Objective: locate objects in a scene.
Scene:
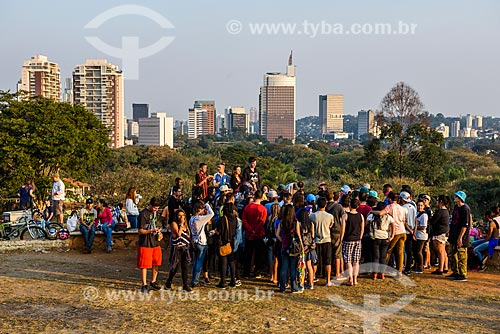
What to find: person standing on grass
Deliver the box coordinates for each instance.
[309,197,334,286]
[340,198,365,286]
[242,190,267,278]
[165,209,192,292]
[137,197,163,293]
[189,201,215,288]
[195,163,213,201]
[367,202,394,280]
[447,191,471,282]
[429,195,451,275]
[51,173,65,226]
[413,201,428,274]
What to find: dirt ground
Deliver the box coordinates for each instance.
[0,247,499,334]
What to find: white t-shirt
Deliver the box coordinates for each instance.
[403,203,417,234]
[416,212,428,241]
[52,180,66,201]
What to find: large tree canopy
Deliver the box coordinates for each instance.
[0,91,110,197]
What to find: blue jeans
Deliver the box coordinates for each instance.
[101,222,116,247]
[127,215,138,229]
[79,224,95,248]
[192,243,207,285]
[280,249,299,292]
[472,239,488,262]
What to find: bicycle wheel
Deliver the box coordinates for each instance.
[20,226,47,240]
[46,222,63,240]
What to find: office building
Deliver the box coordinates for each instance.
[133,103,149,121]
[319,94,344,134]
[225,106,249,134]
[450,120,460,137]
[357,109,376,139]
[259,51,296,142]
[138,112,174,147]
[435,123,450,138]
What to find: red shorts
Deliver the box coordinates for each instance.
[137,246,162,269]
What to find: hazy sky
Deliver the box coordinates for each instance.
[1,0,499,121]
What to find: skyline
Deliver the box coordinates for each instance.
[1,1,499,121]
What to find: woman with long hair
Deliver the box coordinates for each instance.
[340,198,365,286]
[367,201,394,280]
[276,204,303,293]
[165,209,192,292]
[125,187,140,229]
[96,198,114,253]
[266,202,280,284]
[413,200,429,274]
[215,202,238,288]
[429,195,451,275]
[230,165,242,193]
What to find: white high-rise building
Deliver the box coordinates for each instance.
[319,94,344,134]
[17,54,61,101]
[259,51,296,142]
[138,112,174,148]
[73,59,124,148]
[450,120,460,137]
[188,107,209,139]
[127,120,139,138]
[473,115,483,129]
[216,114,225,135]
[249,107,259,134]
[62,78,73,103]
[465,114,473,128]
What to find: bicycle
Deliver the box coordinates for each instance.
[24,207,64,240]
[0,216,47,240]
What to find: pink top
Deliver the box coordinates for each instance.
[97,207,113,226]
[385,203,408,235]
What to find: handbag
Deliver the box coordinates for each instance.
[287,231,302,256]
[219,216,232,257]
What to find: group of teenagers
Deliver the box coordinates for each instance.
[123,157,499,293]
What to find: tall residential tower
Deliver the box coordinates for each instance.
[17,54,61,101]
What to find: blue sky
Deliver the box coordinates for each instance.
[1,0,499,120]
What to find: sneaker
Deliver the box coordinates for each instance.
[149,281,161,291]
[478,265,487,272]
[304,284,314,290]
[165,281,172,290]
[215,284,227,289]
[313,278,319,283]
[255,274,264,279]
[110,240,114,246]
[292,289,304,294]
[203,277,211,284]
[414,270,423,274]
[106,246,112,253]
[453,275,468,282]
[140,285,148,293]
[332,276,347,281]
[325,281,334,287]
[446,273,460,279]
[183,286,193,293]
[431,270,443,275]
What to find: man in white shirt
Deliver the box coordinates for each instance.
[310,198,334,286]
[401,191,417,274]
[51,173,66,225]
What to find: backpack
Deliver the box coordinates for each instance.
[264,215,278,247]
[287,231,302,256]
[113,207,129,232]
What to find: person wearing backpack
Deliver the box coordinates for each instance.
[214,202,238,289]
[367,202,394,280]
[276,204,303,293]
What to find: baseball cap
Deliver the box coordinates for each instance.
[305,194,316,203]
[318,182,327,188]
[454,191,466,202]
[420,194,431,201]
[86,198,93,204]
[400,191,411,203]
[219,184,230,192]
[368,190,378,199]
[341,185,351,195]
[267,190,279,198]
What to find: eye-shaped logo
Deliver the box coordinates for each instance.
[84,5,175,80]
[327,263,417,334]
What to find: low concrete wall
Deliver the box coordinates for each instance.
[68,230,141,250]
[0,239,69,254]
[487,246,500,268]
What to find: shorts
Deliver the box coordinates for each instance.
[331,233,342,259]
[137,246,162,269]
[305,249,318,264]
[317,242,332,266]
[342,240,362,264]
[432,233,448,244]
[52,200,64,216]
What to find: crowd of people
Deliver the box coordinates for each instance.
[127,157,500,293]
[20,158,499,294]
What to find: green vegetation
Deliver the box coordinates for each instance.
[2,88,500,219]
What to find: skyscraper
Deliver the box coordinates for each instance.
[319,94,344,134]
[138,112,174,148]
[73,59,124,148]
[225,106,249,134]
[249,107,259,134]
[132,103,149,121]
[17,54,61,101]
[259,51,296,142]
[357,110,376,140]
[450,120,460,137]
[62,78,73,103]
[195,100,216,135]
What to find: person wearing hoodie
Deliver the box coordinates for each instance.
[189,201,214,288]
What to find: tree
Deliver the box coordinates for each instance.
[380,81,425,130]
[0,91,110,197]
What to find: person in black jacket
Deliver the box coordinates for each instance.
[242,157,260,192]
[215,202,238,289]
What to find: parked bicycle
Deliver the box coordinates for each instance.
[24,207,64,240]
[0,216,47,240]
